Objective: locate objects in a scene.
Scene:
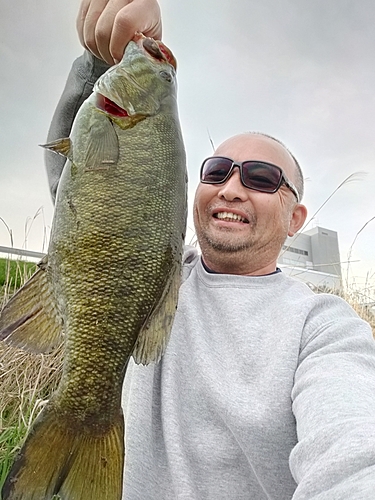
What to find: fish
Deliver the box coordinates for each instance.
[0,33,187,500]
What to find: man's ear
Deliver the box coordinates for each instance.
[288,204,308,237]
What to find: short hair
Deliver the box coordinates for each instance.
[250,132,304,201]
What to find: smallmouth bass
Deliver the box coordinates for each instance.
[0,34,187,500]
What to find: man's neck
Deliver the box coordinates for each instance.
[201,258,281,276]
[201,256,278,276]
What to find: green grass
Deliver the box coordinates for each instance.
[0,427,21,490]
[0,343,63,493]
[0,257,63,494]
[0,257,37,297]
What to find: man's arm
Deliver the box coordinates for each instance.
[45,0,162,202]
[290,295,375,499]
[45,52,109,203]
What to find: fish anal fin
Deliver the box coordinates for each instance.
[0,262,63,353]
[40,138,72,159]
[1,406,124,500]
[132,262,181,365]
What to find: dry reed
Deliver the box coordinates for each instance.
[0,261,63,486]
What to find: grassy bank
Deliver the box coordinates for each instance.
[0,257,37,301]
[0,258,63,492]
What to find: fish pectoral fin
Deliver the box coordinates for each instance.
[0,258,63,353]
[85,115,119,168]
[1,405,124,500]
[40,137,72,159]
[132,261,182,365]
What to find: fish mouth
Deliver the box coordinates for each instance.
[133,32,177,70]
[93,34,176,119]
[213,211,250,224]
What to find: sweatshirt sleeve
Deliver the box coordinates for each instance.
[45,51,110,203]
[290,295,375,499]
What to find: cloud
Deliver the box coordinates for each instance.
[1,0,374,282]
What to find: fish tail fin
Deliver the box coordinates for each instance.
[2,405,124,500]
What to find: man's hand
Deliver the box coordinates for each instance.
[77,0,162,65]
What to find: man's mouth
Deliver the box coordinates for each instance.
[213,212,249,223]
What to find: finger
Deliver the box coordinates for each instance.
[81,0,113,62]
[76,0,91,48]
[94,0,127,64]
[120,0,162,39]
[109,0,162,63]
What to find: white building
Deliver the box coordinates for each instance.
[278,226,342,291]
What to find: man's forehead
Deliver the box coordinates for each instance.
[214,133,295,173]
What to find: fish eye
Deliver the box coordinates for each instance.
[159,70,173,83]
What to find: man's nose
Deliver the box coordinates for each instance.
[217,167,248,201]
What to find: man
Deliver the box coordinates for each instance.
[45,1,375,498]
[192,133,306,276]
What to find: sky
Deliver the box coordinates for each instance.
[0,0,374,295]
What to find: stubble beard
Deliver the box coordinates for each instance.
[196,210,290,263]
[199,231,257,253]
[196,213,258,254]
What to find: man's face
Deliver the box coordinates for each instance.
[193,133,307,274]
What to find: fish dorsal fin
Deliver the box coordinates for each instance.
[84,115,119,169]
[40,138,72,159]
[0,257,63,353]
[132,262,181,365]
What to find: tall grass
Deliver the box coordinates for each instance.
[0,259,63,492]
[0,258,37,300]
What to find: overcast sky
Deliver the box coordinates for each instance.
[1,0,374,292]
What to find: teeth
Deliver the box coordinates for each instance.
[215,212,247,222]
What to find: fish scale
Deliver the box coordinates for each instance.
[0,35,186,500]
[50,98,185,421]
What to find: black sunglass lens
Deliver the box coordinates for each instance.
[201,158,232,183]
[242,163,281,192]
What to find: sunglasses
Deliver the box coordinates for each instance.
[200,156,300,203]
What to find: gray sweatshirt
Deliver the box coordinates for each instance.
[121,247,375,499]
[46,52,375,499]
